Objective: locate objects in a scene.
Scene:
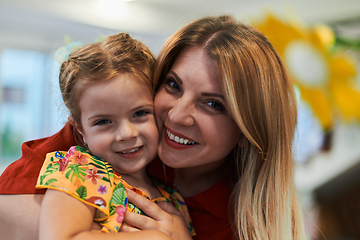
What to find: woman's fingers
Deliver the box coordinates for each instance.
[120,223,140,232]
[125,189,192,240]
[157,201,181,216]
[123,210,159,230]
[126,189,168,221]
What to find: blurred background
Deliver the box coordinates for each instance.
[1,0,360,239]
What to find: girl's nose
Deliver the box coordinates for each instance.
[168,96,195,126]
[115,121,138,142]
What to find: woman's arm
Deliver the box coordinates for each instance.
[0,194,43,240]
[121,189,192,240]
[0,194,106,240]
[40,189,171,240]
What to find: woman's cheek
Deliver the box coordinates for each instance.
[155,115,164,136]
[154,91,166,141]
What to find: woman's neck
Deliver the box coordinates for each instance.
[174,159,228,198]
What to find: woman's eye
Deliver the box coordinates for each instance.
[133,110,149,118]
[165,77,181,92]
[94,119,111,125]
[206,100,225,112]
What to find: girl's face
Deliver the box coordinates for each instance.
[154,46,240,171]
[78,73,158,176]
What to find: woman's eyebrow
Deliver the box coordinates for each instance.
[169,70,183,84]
[169,70,223,98]
[201,92,224,99]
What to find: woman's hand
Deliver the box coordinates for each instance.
[121,189,192,240]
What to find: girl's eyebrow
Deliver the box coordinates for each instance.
[132,104,154,111]
[87,114,111,121]
[87,104,154,120]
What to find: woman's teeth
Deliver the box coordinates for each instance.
[121,147,140,154]
[166,130,196,145]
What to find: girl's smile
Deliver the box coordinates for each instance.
[78,73,159,175]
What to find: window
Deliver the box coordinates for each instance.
[0,48,68,173]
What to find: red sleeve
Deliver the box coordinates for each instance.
[0,122,77,194]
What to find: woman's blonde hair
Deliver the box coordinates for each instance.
[59,33,155,144]
[154,15,305,240]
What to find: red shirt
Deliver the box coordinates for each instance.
[0,122,236,240]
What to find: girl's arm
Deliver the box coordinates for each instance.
[40,189,171,240]
[121,189,193,240]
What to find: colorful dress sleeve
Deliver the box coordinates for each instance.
[36,146,127,233]
[36,145,195,236]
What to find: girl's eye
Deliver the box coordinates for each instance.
[164,77,181,92]
[206,100,226,112]
[133,110,149,118]
[94,119,111,125]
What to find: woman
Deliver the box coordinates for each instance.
[0,15,305,239]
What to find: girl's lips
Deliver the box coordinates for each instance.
[117,146,143,159]
[164,127,198,150]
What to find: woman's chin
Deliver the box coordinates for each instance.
[157,143,185,169]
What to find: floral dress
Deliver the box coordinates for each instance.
[36,146,195,235]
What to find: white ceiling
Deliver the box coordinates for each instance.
[1,0,360,54]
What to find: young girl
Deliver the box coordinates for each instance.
[35,33,194,240]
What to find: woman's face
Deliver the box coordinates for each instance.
[154,46,240,170]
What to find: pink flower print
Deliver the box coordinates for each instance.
[115,205,126,223]
[58,157,69,171]
[98,185,107,194]
[85,167,103,185]
[69,151,89,165]
[68,146,76,155]
[59,146,77,171]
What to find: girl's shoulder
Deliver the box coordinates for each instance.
[43,145,111,171]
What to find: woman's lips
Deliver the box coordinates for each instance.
[164,127,198,150]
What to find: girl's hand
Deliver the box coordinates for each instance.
[121,189,192,240]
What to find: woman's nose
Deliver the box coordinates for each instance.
[168,96,195,126]
[115,121,138,141]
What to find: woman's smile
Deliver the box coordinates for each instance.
[154,46,240,169]
[164,127,198,150]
